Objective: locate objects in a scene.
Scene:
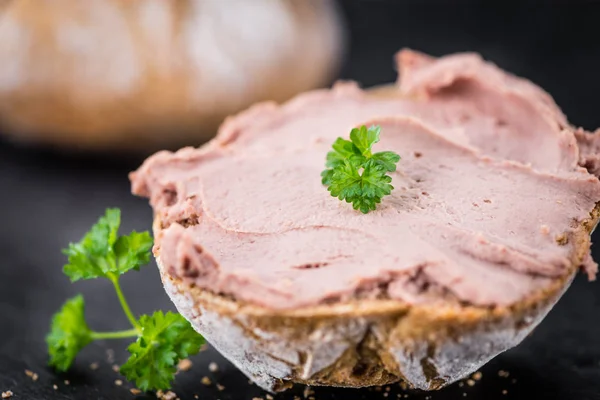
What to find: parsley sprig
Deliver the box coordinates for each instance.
[46,209,204,391]
[321,125,401,213]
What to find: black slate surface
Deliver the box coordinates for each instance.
[1,2,600,400]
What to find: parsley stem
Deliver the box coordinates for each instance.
[108,273,140,330]
[90,328,139,340]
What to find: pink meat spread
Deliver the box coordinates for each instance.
[131,50,600,310]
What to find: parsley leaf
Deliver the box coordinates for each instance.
[120,311,204,391]
[62,209,153,281]
[114,231,153,274]
[46,295,93,371]
[48,209,204,393]
[322,125,400,213]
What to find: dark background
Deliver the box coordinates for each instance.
[1,2,600,399]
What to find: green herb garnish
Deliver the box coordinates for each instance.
[46,208,204,392]
[321,125,401,213]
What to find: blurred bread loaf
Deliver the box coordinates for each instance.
[0,0,344,151]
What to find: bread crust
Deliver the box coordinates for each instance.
[154,202,599,392]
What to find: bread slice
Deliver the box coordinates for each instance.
[149,110,600,392]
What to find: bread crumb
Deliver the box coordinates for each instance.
[498,370,510,378]
[53,385,58,390]
[201,376,212,386]
[130,388,142,395]
[384,393,389,398]
[462,393,467,397]
[1,391,13,399]
[156,390,178,400]
[89,362,99,370]
[265,395,273,400]
[252,398,263,400]
[385,386,391,392]
[375,386,382,391]
[458,382,464,387]
[64,380,70,385]
[294,396,301,400]
[403,395,409,399]
[216,384,225,391]
[502,390,508,395]
[25,369,39,381]
[106,349,115,363]
[115,380,123,386]
[177,359,193,372]
[466,379,475,387]
[303,387,314,397]
[200,344,208,352]
[194,396,199,399]
[248,379,254,385]
[112,364,120,373]
[208,362,219,372]
[399,381,408,390]
[308,397,315,400]
[472,371,482,381]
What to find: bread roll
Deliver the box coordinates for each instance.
[0,0,344,151]
[131,47,600,392]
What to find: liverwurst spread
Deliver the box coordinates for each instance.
[131,50,600,310]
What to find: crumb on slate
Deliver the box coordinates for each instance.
[399,381,408,390]
[1,391,12,399]
[130,388,142,395]
[294,396,301,400]
[208,362,219,372]
[458,382,464,387]
[200,344,208,352]
[106,349,115,363]
[252,398,263,400]
[498,370,510,378]
[115,380,123,386]
[64,380,70,385]
[466,379,475,387]
[216,384,225,391]
[375,386,382,392]
[177,359,193,372]
[201,376,212,386]
[89,362,99,370]
[24,369,38,381]
[462,393,467,397]
[112,364,120,373]
[194,396,199,399]
[156,390,178,400]
[53,385,58,390]
[303,387,314,397]
[384,393,389,398]
[502,390,508,395]
[472,371,482,381]
[265,395,273,400]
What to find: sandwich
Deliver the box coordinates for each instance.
[130,49,600,392]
